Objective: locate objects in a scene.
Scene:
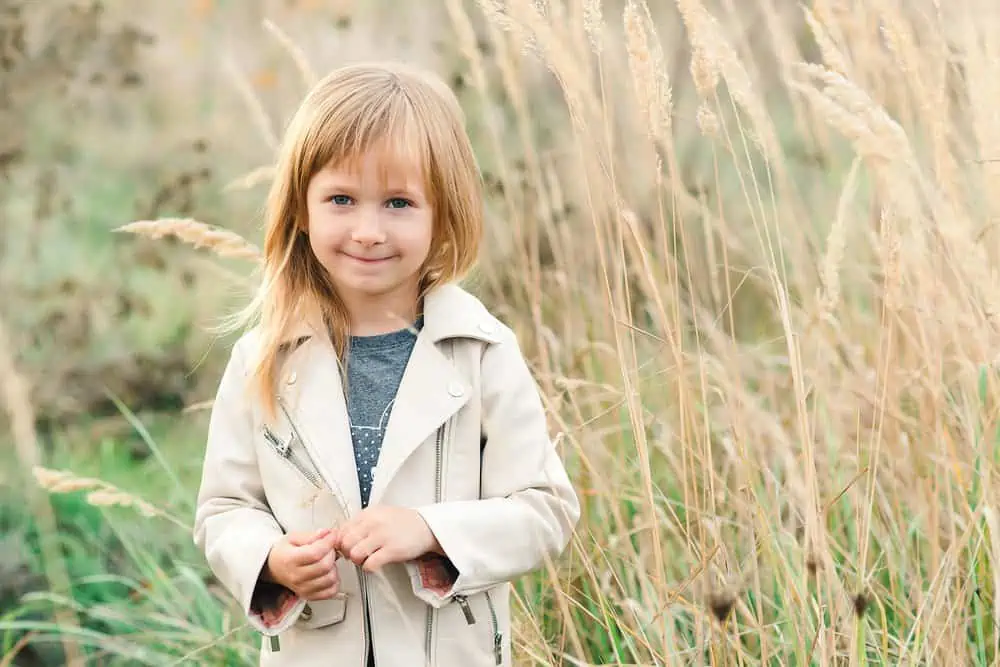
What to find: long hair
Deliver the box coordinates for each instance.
[232,61,483,418]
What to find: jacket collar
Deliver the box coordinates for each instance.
[276,282,500,347]
[269,282,497,514]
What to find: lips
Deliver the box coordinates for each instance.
[342,253,394,264]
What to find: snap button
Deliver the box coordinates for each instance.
[301,603,312,620]
[448,382,464,398]
[286,372,297,385]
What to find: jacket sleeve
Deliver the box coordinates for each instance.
[192,336,304,634]
[412,327,580,603]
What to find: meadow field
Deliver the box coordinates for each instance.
[3,0,1000,664]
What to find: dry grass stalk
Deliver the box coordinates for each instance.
[818,157,861,322]
[262,18,317,88]
[675,0,779,155]
[33,465,190,531]
[582,0,603,54]
[224,164,276,192]
[182,398,215,413]
[791,63,911,166]
[696,102,719,136]
[623,0,672,142]
[803,5,852,77]
[0,317,82,665]
[115,218,262,262]
[223,54,279,151]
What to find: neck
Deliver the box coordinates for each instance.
[341,288,421,337]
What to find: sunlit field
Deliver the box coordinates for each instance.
[4,0,1000,664]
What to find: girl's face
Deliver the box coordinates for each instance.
[305,151,433,321]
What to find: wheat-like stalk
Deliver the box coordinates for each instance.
[263,18,317,88]
[675,0,779,155]
[224,164,276,192]
[791,63,911,166]
[0,319,82,665]
[582,0,603,54]
[623,1,672,142]
[803,5,852,77]
[33,466,190,531]
[818,157,861,323]
[115,218,263,263]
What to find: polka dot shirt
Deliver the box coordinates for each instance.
[344,318,421,508]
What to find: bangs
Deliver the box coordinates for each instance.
[302,91,435,198]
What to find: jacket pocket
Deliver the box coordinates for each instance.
[450,591,503,666]
[262,423,325,490]
[296,593,348,629]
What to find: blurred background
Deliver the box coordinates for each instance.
[5,0,1000,665]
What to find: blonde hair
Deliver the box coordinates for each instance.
[234,61,483,418]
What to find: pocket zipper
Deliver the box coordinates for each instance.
[486,590,502,665]
[454,592,501,664]
[262,424,324,489]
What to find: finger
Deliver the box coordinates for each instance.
[317,529,340,553]
[291,537,339,567]
[299,572,339,598]
[305,585,341,601]
[347,535,382,567]
[337,524,369,555]
[291,556,339,584]
[362,545,396,572]
[287,529,331,547]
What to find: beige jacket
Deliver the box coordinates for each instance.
[193,284,580,666]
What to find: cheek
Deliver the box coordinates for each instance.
[402,215,434,258]
[305,212,342,248]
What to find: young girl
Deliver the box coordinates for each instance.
[192,61,580,667]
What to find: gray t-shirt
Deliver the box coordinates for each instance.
[345,318,421,509]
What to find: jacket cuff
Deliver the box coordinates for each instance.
[248,583,306,635]
[413,503,493,599]
[404,554,461,608]
[208,520,304,634]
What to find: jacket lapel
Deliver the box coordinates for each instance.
[271,284,499,512]
[278,340,364,516]
[367,332,470,505]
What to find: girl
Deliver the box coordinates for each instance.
[192,61,580,667]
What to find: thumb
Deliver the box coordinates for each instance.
[287,529,331,547]
[319,528,341,552]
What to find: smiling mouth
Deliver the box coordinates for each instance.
[343,253,394,264]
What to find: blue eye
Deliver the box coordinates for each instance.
[386,198,411,209]
[330,194,352,206]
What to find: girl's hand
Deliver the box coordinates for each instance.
[264,529,342,600]
[336,506,442,572]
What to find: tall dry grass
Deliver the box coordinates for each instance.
[10,0,1000,664]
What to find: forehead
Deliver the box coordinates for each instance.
[311,136,430,191]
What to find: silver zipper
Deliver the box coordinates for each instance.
[454,594,476,624]
[262,424,324,489]
[272,396,370,667]
[486,590,502,664]
[424,422,446,662]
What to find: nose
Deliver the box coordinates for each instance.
[350,209,386,246]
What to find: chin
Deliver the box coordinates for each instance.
[336,277,396,296]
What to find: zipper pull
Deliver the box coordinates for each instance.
[454,595,476,624]
[263,426,290,457]
[493,632,502,664]
[269,634,281,652]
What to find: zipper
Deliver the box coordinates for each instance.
[454,594,476,624]
[359,566,372,667]
[262,423,324,489]
[486,590,502,665]
[425,422,446,662]
[271,396,369,667]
